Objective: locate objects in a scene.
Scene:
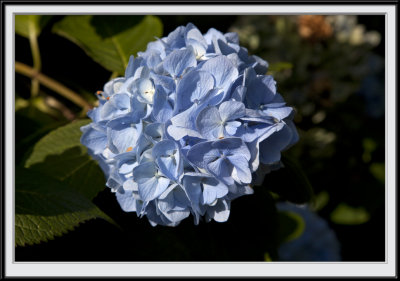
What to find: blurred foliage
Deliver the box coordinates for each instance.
[14,15,385,262]
[277,210,305,244]
[330,203,370,225]
[230,15,385,260]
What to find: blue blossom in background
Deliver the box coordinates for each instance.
[81,23,299,226]
[277,202,341,261]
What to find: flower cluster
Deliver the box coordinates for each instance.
[81,23,298,226]
[277,202,341,261]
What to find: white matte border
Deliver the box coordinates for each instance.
[5,4,396,278]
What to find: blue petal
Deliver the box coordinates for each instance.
[206,199,230,223]
[152,88,174,123]
[185,23,207,48]
[201,177,229,205]
[224,32,239,44]
[262,106,293,120]
[158,184,190,211]
[116,191,137,212]
[176,70,215,111]
[186,141,214,168]
[140,49,162,69]
[133,160,156,182]
[124,55,136,78]
[244,70,277,109]
[207,157,234,185]
[214,38,239,56]
[103,78,126,96]
[100,93,131,120]
[134,162,171,201]
[196,106,223,139]
[106,115,139,131]
[185,24,208,59]
[122,179,138,191]
[259,124,294,164]
[119,160,136,175]
[165,26,186,49]
[168,104,204,140]
[231,85,247,102]
[152,140,181,180]
[211,137,245,155]
[136,134,153,160]
[200,55,238,92]
[227,154,252,184]
[224,121,241,136]
[80,124,107,155]
[135,78,156,104]
[161,209,190,225]
[252,55,269,74]
[203,27,225,46]
[163,48,197,78]
[108,125,141,154]
[218,100,246,121]
[150,72,176,93]
[144,122,165,143]
[181,174,203,216]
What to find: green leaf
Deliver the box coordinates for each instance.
[330,203,370,225]
[52,15,163,74]
[277,210,305,244]
[24,119,105,200]
[15,15,52,38]
[15,167,115,247]
[370,163,385,184]
[267,61,293,74]
[312,191,330,211]
[264,252,273,262]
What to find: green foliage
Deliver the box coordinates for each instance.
[24,119,105,200]
[52,15,163,74]
[267,61,293,74]
[15,96,68,165]
[15,15,52,38]
[362,138,378,163]
[277,210,305,244]
[370,163,385,184]
[330,203,370,225]
[15,167,115,247]
[312,191,330,211]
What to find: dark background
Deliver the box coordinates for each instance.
[15,15,386,262]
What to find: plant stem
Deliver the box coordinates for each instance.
[28,22,41,97]
[109,71,120,80]
[15,62,92,111]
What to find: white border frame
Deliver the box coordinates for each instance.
[4,4,397,277]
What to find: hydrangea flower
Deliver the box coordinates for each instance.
[277,202,341,261]
[81,23,299,226]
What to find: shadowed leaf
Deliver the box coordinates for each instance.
[15,167,116,247]
[52,15,163,74]
[25,119,105,200]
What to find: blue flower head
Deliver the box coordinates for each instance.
[81,23,299,226]
[276,202,341,261]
